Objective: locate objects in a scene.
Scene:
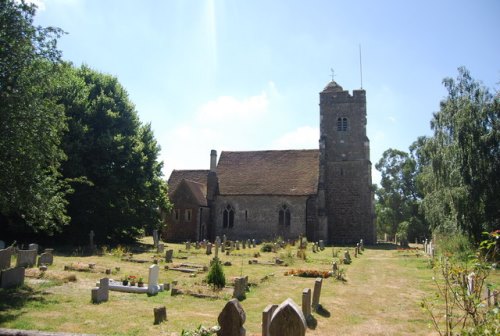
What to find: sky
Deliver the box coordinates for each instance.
[32,0,500,185]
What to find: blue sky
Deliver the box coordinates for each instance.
[32,0,500,185]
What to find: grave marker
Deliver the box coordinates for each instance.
[269,298,306,336]
[16,249,37,268]
[312,277,323,309]
[262,304,278,336]
[28,243,38,252]
[154,306,167,324]
[206,243,212,255]
[217,298,246,336]
[37,252,53,266]
[152,229,159,248]
[233,277,247,300]
[302,288,312,318]
[91,278,109,303]
[0,267,25,289]
[165,249,173,263]
[0,249,12,270]
[157,243,165,254]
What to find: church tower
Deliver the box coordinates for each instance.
[318,80,376,244]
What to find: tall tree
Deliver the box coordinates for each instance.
[375,148,428,243]
[421,67,499,241]
[0,0,69,235]
[59,65,169,243]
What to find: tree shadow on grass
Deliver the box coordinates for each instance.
[0,285,52,324]
[369,243,400,250]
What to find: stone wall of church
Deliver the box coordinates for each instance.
[213,195,309,241]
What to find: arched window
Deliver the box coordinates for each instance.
[223,204,234,229]
[337,117,348,131]
[278,204,291,226]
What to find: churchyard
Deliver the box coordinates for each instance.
[0,237,498,336]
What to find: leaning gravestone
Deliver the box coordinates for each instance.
[217,298,246,336]
[0,267,25,289]
[269,298,306,336]
[312,277,323,309]
[16,249,37,268]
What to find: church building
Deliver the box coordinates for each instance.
[164,80,376,244]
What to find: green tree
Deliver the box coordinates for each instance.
[0,0,69,235]
[421,67,499,241]
[58,65,169,243]
[375,148,428,243]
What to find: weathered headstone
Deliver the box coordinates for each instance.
[0,249,12,270]
[319,240,325,250]
[332,261,338,275]
[302,288,312,318]
[236,240,240,250]
[91,278,109,303]
[216,236,221,245]
[354,246,358,258]
[195,241,200,249]
[221,243,225,253]
[262,304,278,336]
[157,243,165,254]
[217,298,246,336]
[0,267,25,289]
[360,239,364,251]
[165,249,173,263]
[343,250,351,264]
[154,306,167,324]
[28,243,39,252]
[312,277,323,309]
[214,242,219,258]
[252,239,256,248]
[242,240,246,249]
[185,241,191,250]
[247,239,251,248]
[233,276,247,300]
[152,229,159,248]
[16,249,37,268]
[269,298,306,336]
[206,243,212,255]
[223,234,227,244]
[148,264,161,295]
[37,252,53,266]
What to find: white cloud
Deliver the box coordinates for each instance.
[196,93,268,123]
[388,116,397,123]
[271,126,319,150]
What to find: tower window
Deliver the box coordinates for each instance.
[185,209,192,222]
[278,204,291,226]
[173,209,180,222]
[337,117,348,131]
[223,204,234,229]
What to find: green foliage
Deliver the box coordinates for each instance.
[260,243,273,252]
[435,233,474,262]
[206,257,226,290]
[420,67,500,242]
[422,232,498,335]
[57,65,170,243]
[0,0,70,234]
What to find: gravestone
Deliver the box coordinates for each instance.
[236,240,240,250]
[0,249,12,270]
[216,236,221,245]
[186,241,191,250]
[302,288,311,318]
[262,304,278,336]
[0,267,25,289]
[148,264,161,295]
[252,239,256,248]
[37,252,53,266]
[242,240,246,249]
[312,277,323,309]
[217,298,246,336]
[165,249,173,263]
[269,298,306,336]
[312,244,317,253]
[247,239,251,248]
[221,243,225,253]
[354,246,358,258]
[91,278,109,303]
[332,261,338,275]
[360,239,364,251]
[195,242,200,249]
[223,234,227,244]
[343,250,351,264]
[157,243,165,254]
[0,241,5,249]
[233,277,247,300]
[214,242,219,258]
[16,249,37,268]
[28,243,39,252]
[154,306,167,324]
[319,240,325,250]
[206,243,212,255]
[152,229,159,248]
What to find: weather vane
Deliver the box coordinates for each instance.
[330,68,335,82]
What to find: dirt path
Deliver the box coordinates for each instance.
[306,247,438,336]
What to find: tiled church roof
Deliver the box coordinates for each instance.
[216,150,319,196]
[167,169,209,196]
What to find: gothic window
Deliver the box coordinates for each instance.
[278,204,291,226]
[185,209,192,222]
[223,204,235,229]
[173,209,180,222]
[337,117,348,131]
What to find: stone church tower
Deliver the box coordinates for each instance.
[318,81,376,244]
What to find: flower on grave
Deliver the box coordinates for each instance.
[138,277,144,283]
[128,275,137,284]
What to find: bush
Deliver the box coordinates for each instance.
[260,243,273,252]
[436,233,474,261]
[206,257,226,290]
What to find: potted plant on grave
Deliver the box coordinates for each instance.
[138,277,144,287]
[122,276,129,286]
[128,275,137,286]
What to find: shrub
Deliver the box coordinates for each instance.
[260,243,273,252]
[206,257,226,290]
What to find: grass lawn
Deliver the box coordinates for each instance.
[0,239,498,335]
